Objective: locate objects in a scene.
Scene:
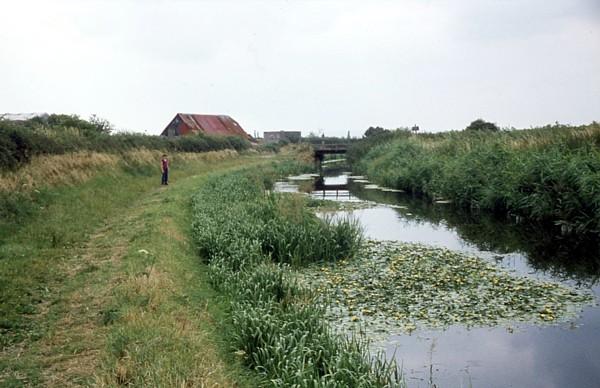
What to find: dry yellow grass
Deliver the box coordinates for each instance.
[0,149,238,192]
[0,152,120,192]
[280,143,314,164]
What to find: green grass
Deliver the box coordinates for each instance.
[0,153,265,386]
[190,167,402,387]
[93,163,265,387]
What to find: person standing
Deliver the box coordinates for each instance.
[161,154,169,185]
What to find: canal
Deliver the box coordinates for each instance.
[277,168,600,388]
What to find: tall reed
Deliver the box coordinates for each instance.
[350,123,600,238]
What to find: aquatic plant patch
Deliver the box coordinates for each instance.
[306,197,377,212]
[300,241,594,336]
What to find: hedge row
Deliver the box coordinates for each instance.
[0,115,250,170]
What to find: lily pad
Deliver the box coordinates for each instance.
[299,240,594,339]
[311,200,376,212]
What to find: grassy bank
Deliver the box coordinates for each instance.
[349,123,600,238]
[0,149,238,241]
[190,165,402,387]
[0,150,263,386]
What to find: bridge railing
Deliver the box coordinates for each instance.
[313,144,348,152]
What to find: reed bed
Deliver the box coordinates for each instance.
[350,122,600,238]
[190,166,402,387]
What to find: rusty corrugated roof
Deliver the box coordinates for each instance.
[172,113,249,138]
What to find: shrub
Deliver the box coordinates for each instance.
[465,118,500,132]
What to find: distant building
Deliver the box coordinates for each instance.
[0,112,49,121]
[160,113,251,140]
[263,131,302,143]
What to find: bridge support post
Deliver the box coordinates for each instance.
[314,153,324,175]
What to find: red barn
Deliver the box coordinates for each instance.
[160,113,251,140]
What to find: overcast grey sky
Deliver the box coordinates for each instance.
[1,0,599,136]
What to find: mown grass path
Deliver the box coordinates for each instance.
[1,156,264,387]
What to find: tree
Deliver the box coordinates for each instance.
[364,126,390,138]
[89,114,115,134]
[465,119,499,132]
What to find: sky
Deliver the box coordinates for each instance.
[1,0,599,137]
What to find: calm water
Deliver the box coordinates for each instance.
[279,171,600,388]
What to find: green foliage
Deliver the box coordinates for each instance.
[364,126,390,138]
[346,129,411,165]
[88,114,114,134]
[352,122,600,238]
[256,142,283,153]
[46,114,96,131]
[0,115,250,170]
[190,166,401,386]
[255,139,299,153]
[192,170,362,267]
[465,118,500,132]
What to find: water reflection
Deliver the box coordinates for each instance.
[337,174,600,388]
[311,174,357,201]
[278,169,600,388]
[348,181,600,286]
[390,313,600,388]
